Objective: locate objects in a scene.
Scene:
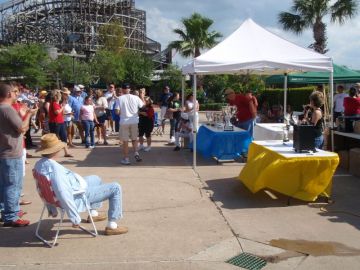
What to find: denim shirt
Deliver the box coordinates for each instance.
[34,158,88,224]
[68,95,83,121]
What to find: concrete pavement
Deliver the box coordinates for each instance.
[1,121,360,270]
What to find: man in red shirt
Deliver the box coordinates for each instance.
[225,88,257,138]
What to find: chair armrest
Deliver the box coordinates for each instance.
[72,190,86,196]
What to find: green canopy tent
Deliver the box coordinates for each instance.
[266,64,360,85]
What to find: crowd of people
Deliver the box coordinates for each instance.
[4,80,357,230]
[0,81,201,230]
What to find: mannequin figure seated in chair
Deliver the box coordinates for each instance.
[34,133,128,235]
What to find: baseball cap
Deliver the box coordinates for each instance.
[78,84,85,89]
[121,83,130,89]
[74,86,81,91]
[224,88,235,95]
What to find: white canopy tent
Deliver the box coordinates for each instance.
[181,18,334,169]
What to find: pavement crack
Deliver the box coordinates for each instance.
[192,168,244,253]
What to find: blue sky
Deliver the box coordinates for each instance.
[137,0,360,70]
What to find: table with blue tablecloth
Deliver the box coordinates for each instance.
[196,125,252,161]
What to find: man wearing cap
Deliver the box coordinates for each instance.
[224,88,257,138]
[159,86,173,134]
[34,133,128,235]
[114,83,144,165]
[104,83,117,134]
[333,85,348,122]
[69,85,85,143]
[354,83,360,93]
[0,83,37,227]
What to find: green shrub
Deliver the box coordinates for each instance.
[260,87,315,111]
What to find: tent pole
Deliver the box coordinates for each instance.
[181,76,185,107]
[283,73,288,123]
[193,74,197,171]
[330,71,334,151]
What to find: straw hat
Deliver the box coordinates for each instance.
[39,90,48,97]
[36,134,66,155]
[61,88,71,95]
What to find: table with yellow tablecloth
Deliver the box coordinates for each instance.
[239,140,339,201]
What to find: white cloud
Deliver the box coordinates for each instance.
[144,7,180,48]
[137,0,360,70]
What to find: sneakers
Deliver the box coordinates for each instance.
[89,145,95,149]
[138,144,145,151]
[105,226,128,236]
[134,152,142,162]
[174,146,181,151]
[86,214,107,223]
[18,210,27,218]
[3,219,30,227]
[121,158,131,165]
[144,146,151,152]
[1,210,27,222]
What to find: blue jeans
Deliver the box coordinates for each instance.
[83,175,122,221]
[235,118,255,138]
[49,122,67,142]
[315,135,324,149]
[82,120,95,147]
[0,158,23,222]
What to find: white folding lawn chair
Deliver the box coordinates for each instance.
[33,169,97,248]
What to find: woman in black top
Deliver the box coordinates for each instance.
[167,92,182,142]
[303,91,324,149]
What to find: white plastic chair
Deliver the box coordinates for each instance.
[32,169,97,248]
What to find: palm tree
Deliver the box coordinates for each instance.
[278,0,357,54]
[168,13,222,58]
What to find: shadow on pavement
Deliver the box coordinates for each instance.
[0,219,98,248]
[313,170,360,231]
[203,177,307,209]
[74,145,194,167]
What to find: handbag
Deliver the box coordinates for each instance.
[164,109,173,119]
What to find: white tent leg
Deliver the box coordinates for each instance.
[283,73,288,122]
[193,75,197,171]
[181,76,185,107]
[330,71,334,151]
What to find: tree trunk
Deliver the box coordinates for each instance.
[311,19,328,54]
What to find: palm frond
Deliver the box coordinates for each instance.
[330,0,358,24]
[278,12,306,34]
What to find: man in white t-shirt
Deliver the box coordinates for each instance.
[114,83,144,165]
[333,85,348,121]
[104,83,117,133]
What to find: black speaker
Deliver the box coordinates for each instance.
[293,125,316,152]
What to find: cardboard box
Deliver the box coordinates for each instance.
[338,150,349,171]
[349,148,360,177]
[354,121,360,134]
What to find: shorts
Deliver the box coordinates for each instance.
[65,120,73,128]
[139,119,154,138]
[106,109,112,119]
[97,114,107,124]
[160,106,168,121]
[119,124,138,141]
